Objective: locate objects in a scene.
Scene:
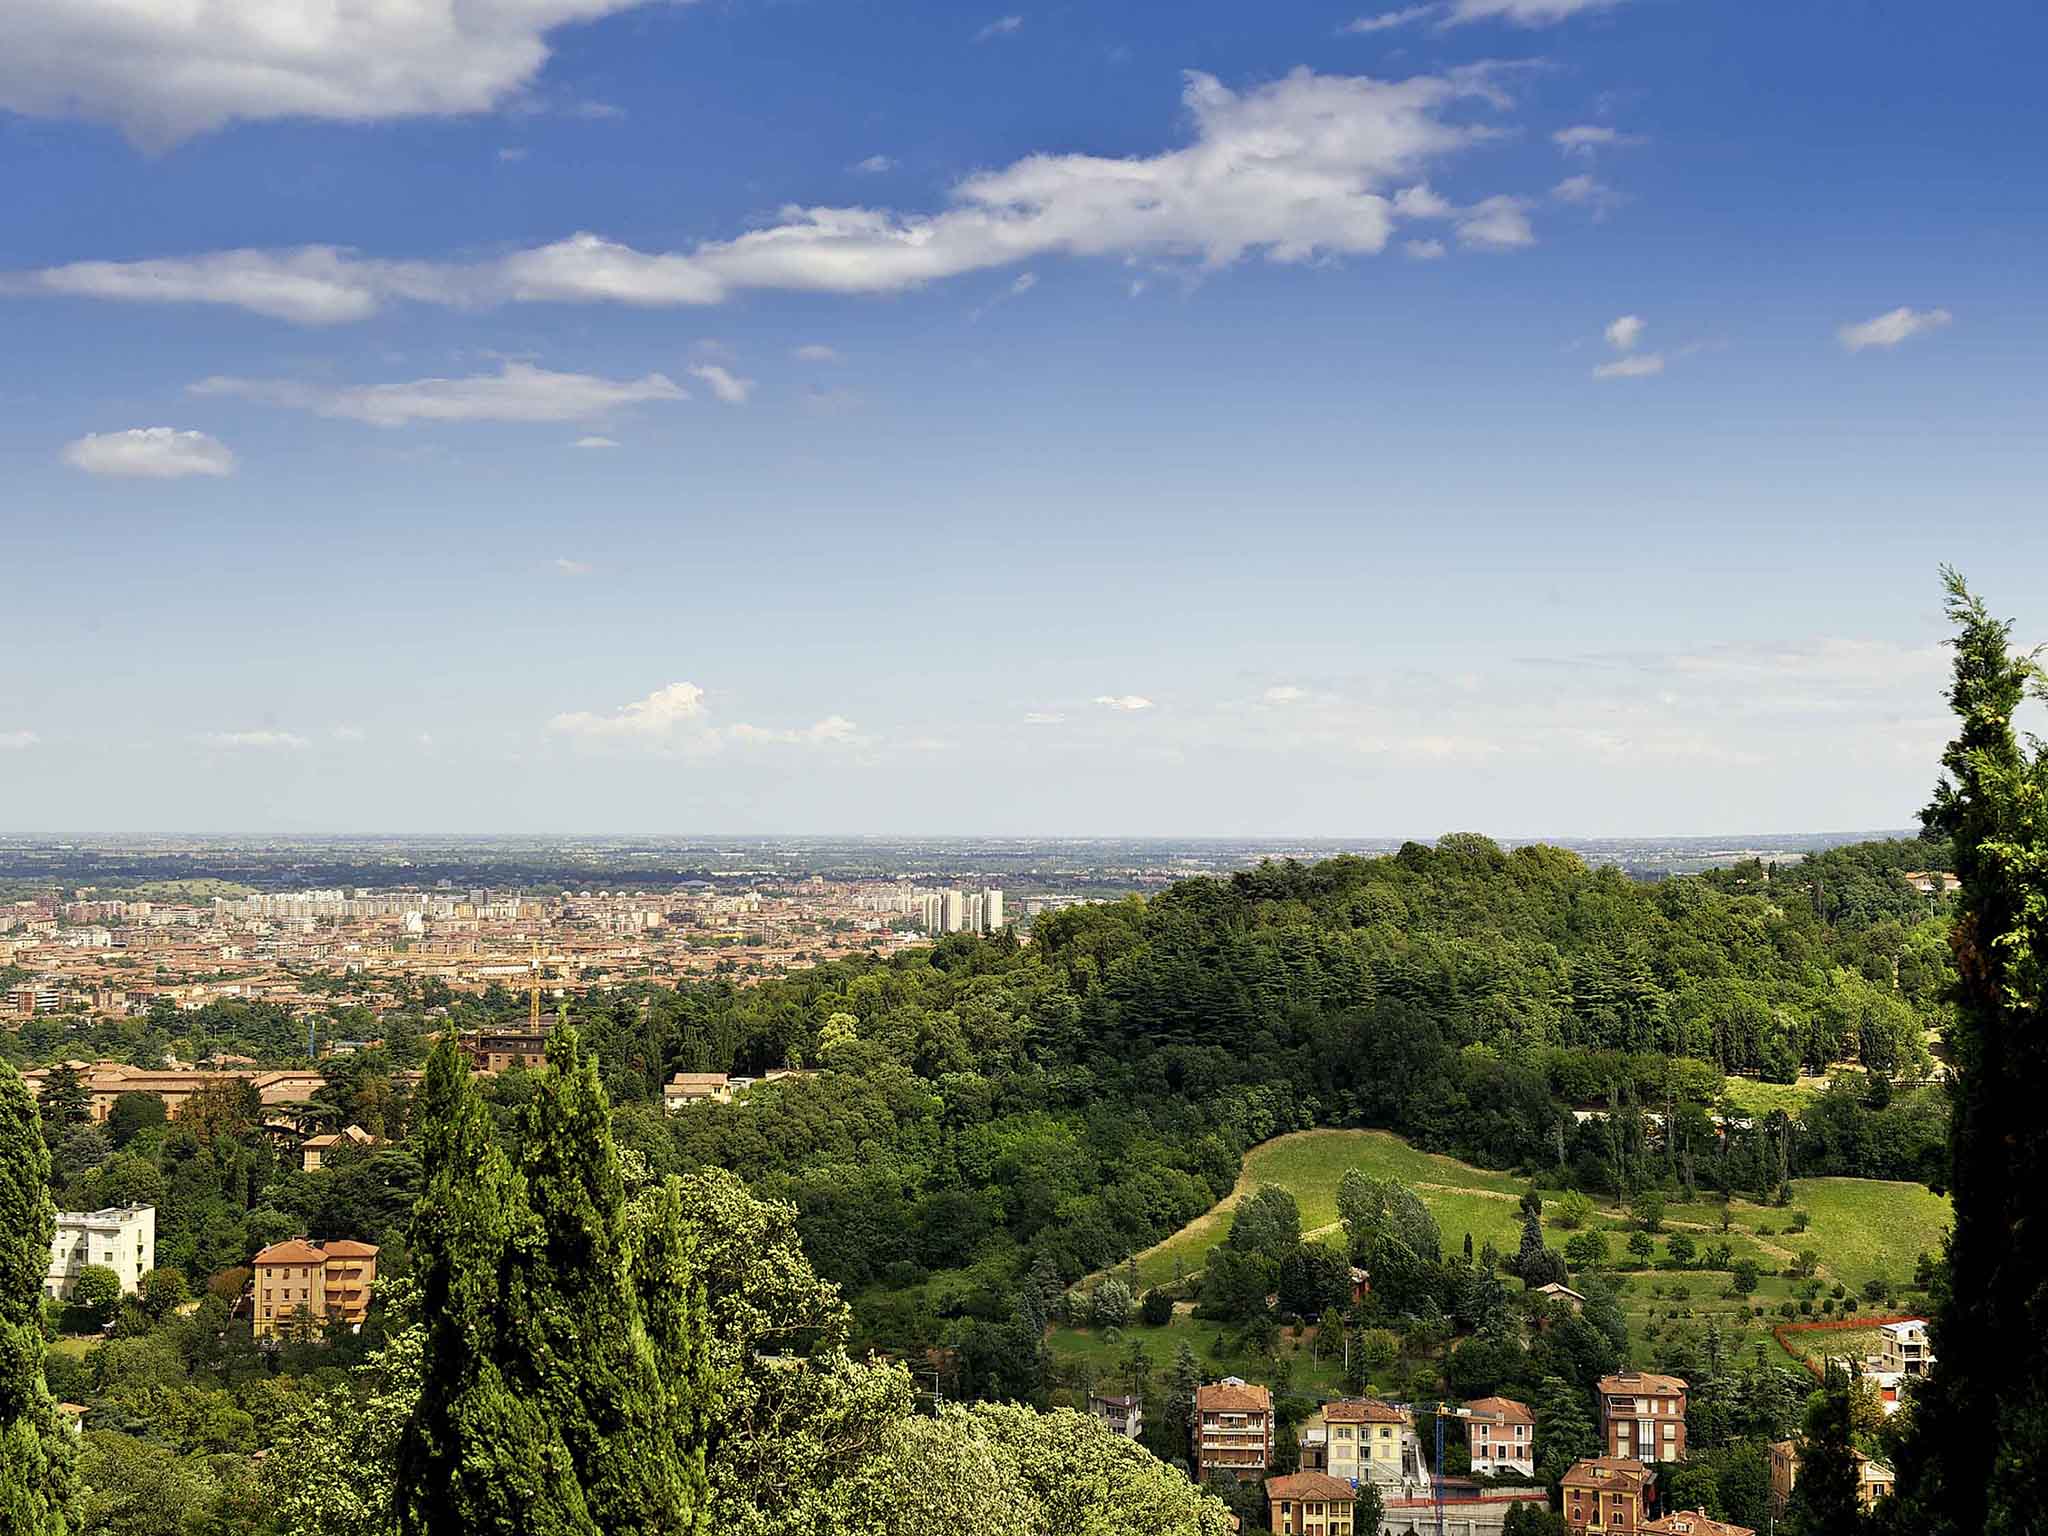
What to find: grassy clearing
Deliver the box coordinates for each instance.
[1071,1130,1952,1387]
[1718,1077,1826,1117]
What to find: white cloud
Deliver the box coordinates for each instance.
[553,557,593,575]
[547,681,861,751]
[726,716,861,747]
[330,726,367,743]
[976,15,1024,40]
[1454,196,1534,249]
[202,730,308,750]
[1838,306,1953,352]
[192,361,684,426]
[1343,5,1438,32]
[1405,238,1448,260]
[1010,272,1039,296]
[573,435,621,449]
[19,67,1532,320]
[1022,711,1066,724]
[1264,685,1309,703]
[1094,695,1155,711]
[0,0,667,148]
[549,681,707,738]
[1604,313,1645,351]
[0,731,40,751]
[1552,173,1618,212]
[1445,0,1628,23]
[1552,124,1642,156]
[688,363,754,404]
[1592,353,1663,378]
[851,154,896,174]
[62,427,236,479]
[793,344,843,363]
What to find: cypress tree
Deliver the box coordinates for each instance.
[1880,571,2048,1535]
[397,1028,712,1535]
[396,1039,592,1534]
[1788,1364,1863,1536]
[0,1059,74,1535]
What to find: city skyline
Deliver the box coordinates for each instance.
[5,1,2046,834]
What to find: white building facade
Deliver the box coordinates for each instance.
[47,1204,155,1300]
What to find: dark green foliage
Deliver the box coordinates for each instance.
[0,1058,74,1534]
[1881,574,2048,1536]
[1226,1187,1301,1267]
[1788,1366,1865,1536]
[396,1030,712,1535]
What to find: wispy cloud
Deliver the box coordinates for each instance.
[573,435,621,449]
[1445,0,1630,24]
[547,682,863,752]
[1405,238,1448,260]
[1592,353,1663,379]
[1838,306,1952,352]
[1342,5,1437,32]
[1605,313,1645,351]
[851,154,896,174]
[1552,123,1643,157]
[192,362,685,426]
[202,730,308,750]
[1094,694,1155,711]
[1023,711,1067,725]
[688,363,754,404]
[63,427,235,479]
[1552,174,1620,214]
[553,557,593,576]
[793,344,843,364]
[976,14,1024,41]
[0,731,40,751]
[17,67,1537,321]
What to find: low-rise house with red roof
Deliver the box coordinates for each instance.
[1465,1395,1535,1477]
[1562,1456,1657,1534]
[1266,1471,1358,1536]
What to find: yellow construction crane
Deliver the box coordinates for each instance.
[529,941,543,1031]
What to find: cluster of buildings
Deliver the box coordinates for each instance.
[1,876,1019,1029]
[41,1202,381,1344]
[1155,1370,1823,1536]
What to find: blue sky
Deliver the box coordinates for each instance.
[2,0,2044,836]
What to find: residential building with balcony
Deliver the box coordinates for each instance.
[1088,1393,1143,1440]
[1598,1371,1688,1463]
[1194,1378,1273,1481]
[1266,1472,1358,1536]
[1299,1397,1415,1489]
[1465,1396,1535,1477]
[1562,1457,1656,1534]
[46,1205,154,1300]
[1876,1318,1933,1378]
[252,1237,379,1340]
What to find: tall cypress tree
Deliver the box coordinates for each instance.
[396,1039,592,1534]
[0,1060,74,1535]
[397,1028,711,1535]
[1880,572,2048,1534]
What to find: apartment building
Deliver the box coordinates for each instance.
[1300,1397,1414,1488]
[464,1031,550,1075]
[252,1238,380,1340]
[1562,1457,1657,1535]
[300,1124,385,1171]
[1379,1489,1551,1536]
[1768,1440,1894,1514]
[46,1205,154,1300]
[1193,1378,1273,1480]
[1876,1319,1933,1378]
[1266,1472,1358,1536]
[1465,1396,1535,1477]
[1088,1393,1143,1440]
[1598,1370,1688,1463]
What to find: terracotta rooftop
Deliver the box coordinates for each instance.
[1318,1397,1408,1424]
[1599,1370,1688,1396]
[1464,1396,1535,1424]
[1642,1514,1755,1536]
[1267,1473,1357,1503]
[253,1239,326,1266]
[1562,1457,1657,1494]
[1197,1379,1273,1413]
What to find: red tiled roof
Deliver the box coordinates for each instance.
[1561,1457,1656,1494]
[1267,1473,1356,1503]
[1465,1395,1534,1424]
[1319,1397,1408,1424]
[321,1240,380,1257]
[1642,1513,1755,1536]
[1599,1370,1687,1396]
[253,1239,325,1266]
[1197,1380,1273,1412]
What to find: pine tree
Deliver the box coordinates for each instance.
[0,1059,74,1534]
[1881,573,2048,1535]
[33,1066,87,1149]
[1533,1374,1596,1488]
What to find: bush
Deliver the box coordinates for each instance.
[1730,1260,1761,1295]
[1090,1279,1134,1329]
[1554,1192,1596,1231]
[1779,1302,1798,1319]
[1666,1233,1696,1268]
[1788,1210,1811,1234]
[1139,1288,1174,1327]
[68,1264,123,1325]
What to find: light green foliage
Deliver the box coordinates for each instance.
[0,1058,74,1536]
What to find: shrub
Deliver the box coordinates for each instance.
[1788,1210,1811,1234]
[1139,1288,1174,1327]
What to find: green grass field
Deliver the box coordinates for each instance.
[1718,1076,1826,1116]
[1068,1129,1951,1384]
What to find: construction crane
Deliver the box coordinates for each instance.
[1431,1402,1474,1536]
[529,941,544,1031]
